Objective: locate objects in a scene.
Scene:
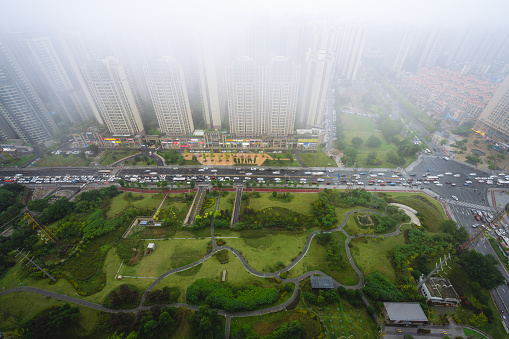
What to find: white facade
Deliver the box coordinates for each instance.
[298,22,339,128]
[227,56,299,137]
[17,36,94,123]
[0,41,56,144]
[196,35,226,129]
[143,57,194,136]
[336,23,367,80]
[83,57,144,136]
[267,57,300,137]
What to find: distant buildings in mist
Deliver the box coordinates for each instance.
[1,18,509,146]
[0,19,366,145]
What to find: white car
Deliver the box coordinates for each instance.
[211,169,217,172]
[273,171,280,174]
[453,174,460,177]
[445,172,453,175]
[233,177,240,180]
[469,173,477,176]
[250,167,257,171]
[246,172,253,176]
[452,195,458,201]
[328,170,334,172]
[465,180,472,184]
[304,172,312,175]
[198,169,205,172]
[435,183,443,187]
[437,174,444,177]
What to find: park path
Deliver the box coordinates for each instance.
[0,199,415,338]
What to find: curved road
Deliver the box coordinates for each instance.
[0,199,412,339]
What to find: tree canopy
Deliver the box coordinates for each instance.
[459,251,505,290]
[351,137,363,149]
[367,135,382,148]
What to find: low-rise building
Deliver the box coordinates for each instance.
[419,276,460,306]
[383,302,428,324]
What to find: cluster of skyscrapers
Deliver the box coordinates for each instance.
[0,18,367,146]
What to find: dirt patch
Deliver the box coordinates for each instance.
[183,153,290,166]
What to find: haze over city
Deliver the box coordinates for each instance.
[3,1,509,339]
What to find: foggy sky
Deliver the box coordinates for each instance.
[2,0,509,33]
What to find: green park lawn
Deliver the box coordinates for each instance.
[286,231,359,286]
[217,194,234,212]
[387,192,446,232]
[341,114,415,168]
[0,154,34,167]
[34,154,91,167]
[149,249,289,304]
[99,150,137,165]
[0,292,100,334]
[299,153,338,167]
[123,157,157,166]
[106,192,165,218]
[225,230,310,272]
[248,193,317,215]
[348,231,407,283]
[342,114,377,131]
[230,308,322,338]
[119,239,208,279]
[300,297,378,339]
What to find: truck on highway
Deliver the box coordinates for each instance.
[311,172,325,176]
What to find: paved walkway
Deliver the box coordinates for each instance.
[389,203,421,226]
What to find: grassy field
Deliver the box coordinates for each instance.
[230,308,322,338]
[99,150,137,165]
[342,114,377,131]
[106,192,164,218]
[225,230,310,272]
[299,153,338,167]
[248,193,318,216]
[343,213,399,236]
[287,231,359,286]
[340,114,415,168]
[335,206,378,227]
[123,158,157,166]
[0,154,34,167]
[120,239,209,278]
[149,249,287,303]
[0,292,101,334]
[34,154,91,167]
[349,230,407,283]
[387,192,446,232]
[302,298,378,339]
[218,194,234,212]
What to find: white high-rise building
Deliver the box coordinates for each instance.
[82,57,144,135]
[196,34,226,129]
[13,35,94,123]
[227,56,299,137]
[266,56,300,137]
[143,57,194,136]
[227,57,262,137]
[298,22,339,128]
[0,40,56,144]
[336,23,367,80]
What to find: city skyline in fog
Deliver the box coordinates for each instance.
[3,0,509,33]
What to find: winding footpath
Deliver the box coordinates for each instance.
[0,201,407,338]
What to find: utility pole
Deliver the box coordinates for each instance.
[15,248,56,281]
